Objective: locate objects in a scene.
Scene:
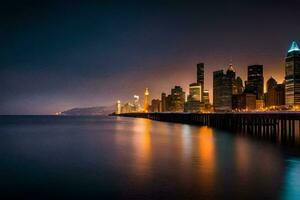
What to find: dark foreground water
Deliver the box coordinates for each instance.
[0,116,300,199]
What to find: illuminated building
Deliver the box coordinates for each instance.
[121,102,134,113]
[245,65,264,100]
[150,99,161,112]
[197,63,205,102]
[285,41,300,106]
[144,88,150,112]
[133,95,141,112]
[184,63,208,112]
[184,101,204,112]
[187,83,202,101]
[256,100,264,110]
[203,90,210,105]
[184,83,203,112]
[166,86,185,112]
[116,100,121,114]
[161,93,166,112]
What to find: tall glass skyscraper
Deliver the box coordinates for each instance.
[285,41,300,106]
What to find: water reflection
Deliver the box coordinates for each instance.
[1,116,300,199]
[117,118,300,199]
[181,125,193,158]
[235,137,251,179]
[282,158,300,199]
[132,118,152,178]
[197,126,216,192]
[198,127,215,169]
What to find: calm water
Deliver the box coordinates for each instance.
[0,115,300,199]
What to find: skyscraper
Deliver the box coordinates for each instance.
[197,63,204,102]
[203,90,210,105]
[213,70,232,111]
[265,81,285,107]
[144,88,150,112]
[184,83,203,112]
[167,86,185,112]
[133,95,141,112]
[213,64,243,112]
[187,83,202,102]
[246,65,264,100]
[285,41,300,106]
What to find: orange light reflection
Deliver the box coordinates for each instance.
[198,126,216,191]
[132,118,152,179]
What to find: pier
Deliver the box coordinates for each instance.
[117,112,300,144]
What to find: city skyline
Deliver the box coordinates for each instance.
[2,1,300,114]
[117,40,299,113]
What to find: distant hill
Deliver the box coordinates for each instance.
[60,105,114,116]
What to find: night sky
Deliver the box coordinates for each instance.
[1,0,300,114]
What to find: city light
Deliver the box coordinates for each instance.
[288,41,300,53]
[116,41,300,114]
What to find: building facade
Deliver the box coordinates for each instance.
[115,100,121,114]
[232,93,256,111]
[161,93,166,112]
[246,65,264,100]
[185,83,203,112]
[150,99,161,112]
[265,77,285,107]
[187,83,201,102]
[197,63,204,102]
[203,90,210,105]
[132,95,141,112]
[184,101,204,113]
[265,84,285,107]
[121,102,134,113]
[213,69,233,111]
[285,41,300,106]
[144,88,150,112]
[166,86,186,112]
